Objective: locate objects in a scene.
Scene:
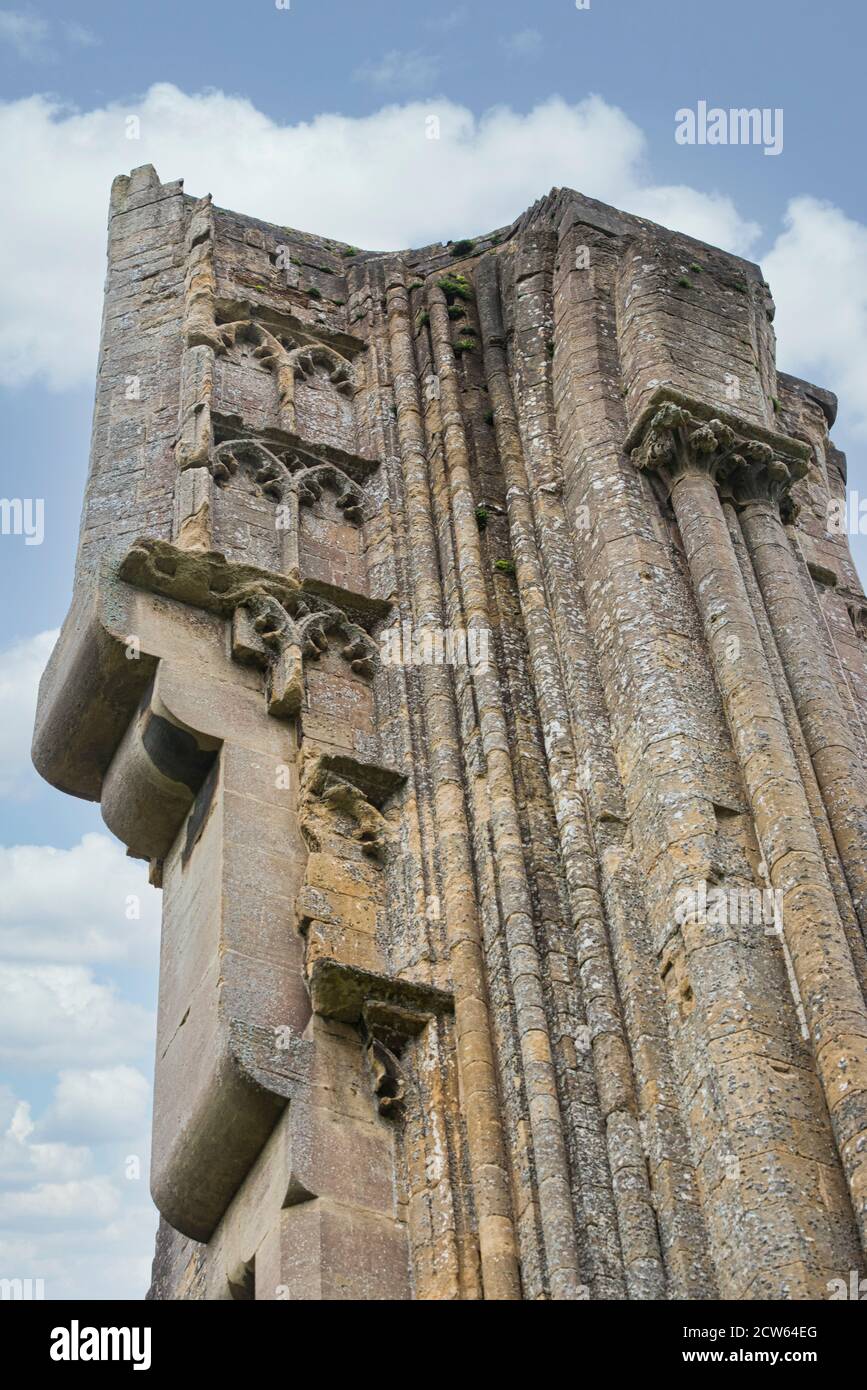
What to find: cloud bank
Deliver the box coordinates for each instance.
[0,85,760,390]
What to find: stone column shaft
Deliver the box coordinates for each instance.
[385,271,521,1299]
[670,468,867,1250]
[475,257,665,1299]
[426,282,583,1300]
[739,498,867,944]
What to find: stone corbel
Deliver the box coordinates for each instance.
[306,958,453,1123]
[298,751,398,861]
[364,1035,406,1117]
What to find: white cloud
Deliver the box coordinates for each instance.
[0,962,154,1070]
[763,196,867,439]
[0,629,57,798]
[0,10,98,60]
[0,1200,157,1298]
[0,10,49,60]
[353,49,441,94]
[0,85,763,391]
[501,29,544,60]
[0,1097,92,1186]
[0,832,160,965]
[40,1067,150,1144]
[0,1175,120,1225]
[0,1078,154,1296]
[0,81,864,433]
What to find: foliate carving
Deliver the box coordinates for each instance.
[118,537,378,719]
[271,341,354,432]
[291,463,366,522]
[632,400,808,517]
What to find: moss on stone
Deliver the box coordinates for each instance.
[438,273,474,304]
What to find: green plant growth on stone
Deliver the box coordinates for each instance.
[677,277,693,289]
[451,239,476,257]
[453,337,477,355]
[494,558,515,575]
[438,273,474,304]
[690,263,702,274]
[447,304,465,320]
[307,286,322,300]
[341,246,359,257]
[416,309,430,331]
[475,505,489,530]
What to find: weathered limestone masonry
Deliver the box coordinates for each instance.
[33,166,867,1300]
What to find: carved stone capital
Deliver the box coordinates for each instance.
[630,391,809,518]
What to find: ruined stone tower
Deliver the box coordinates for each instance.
[33,165,867,1300]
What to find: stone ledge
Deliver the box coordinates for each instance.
[307,958,453,1026]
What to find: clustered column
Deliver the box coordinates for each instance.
[736,489,867,941]
[634,402,867,1252]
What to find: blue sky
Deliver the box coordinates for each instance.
[0,0,865,1300]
